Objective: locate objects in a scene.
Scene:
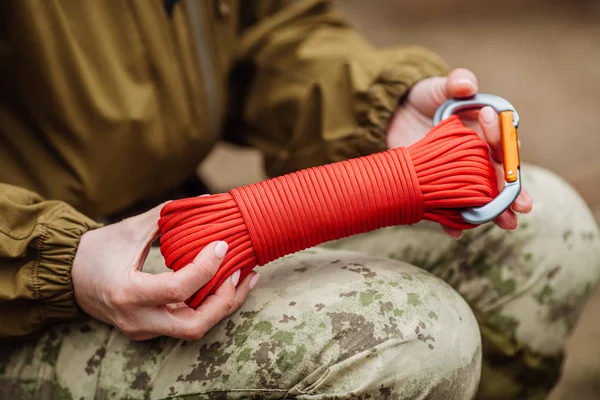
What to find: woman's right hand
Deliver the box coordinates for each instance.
[388,68,533,238]
[72,204,259,341]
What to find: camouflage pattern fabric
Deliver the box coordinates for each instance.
[324,164,600,399]
[1,164,599,399]
[0,249,481,399]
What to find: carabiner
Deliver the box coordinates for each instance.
[433,93,522,224]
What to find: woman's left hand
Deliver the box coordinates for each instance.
[387,68,533,238]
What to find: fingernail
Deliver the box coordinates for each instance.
[249,273,261,290]
[516,192,531,208]
[214,241,228,259]
[231,270,241,288]
[454,77,476,90]
[481,107,496,124]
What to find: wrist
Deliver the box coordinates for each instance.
[31,204,100,332]
[71,229,104,320]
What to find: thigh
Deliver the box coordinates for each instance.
[326,164,600,398]
[1,249,481,400]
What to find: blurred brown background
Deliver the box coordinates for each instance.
[201,1,600,397]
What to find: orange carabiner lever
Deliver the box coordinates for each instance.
[499,111,520,183]
[433,94,522,224]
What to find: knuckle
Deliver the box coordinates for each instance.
[106,286,131,308]
[163,279,184,302]
[178,324,206,341]
[114,316,135,336]
[431,80,448,106]
[212,298,234,320]
[223,295,235,312]
[232,297,245,313]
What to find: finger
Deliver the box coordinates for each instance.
[494,209,518,231]
[442,226,463,239]
[446,68,478,99]
[206,271,257,318]
[125,270,242,340]
[407,76,449,118]
[458,110,481,121]
[132,263,245,340]
[208,268,239,307]
[233,272,258,311]
[166,302,188,311]
[511,189,533,214]
[479,106,503,163]
[462,118,483,136]
[407,68,478,119]
[130,241,228,305]
[159,271,258,340]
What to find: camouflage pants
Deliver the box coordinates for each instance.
[1,164,599,400]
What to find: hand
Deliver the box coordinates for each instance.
[387,68,533,238]
[72,204,259,341]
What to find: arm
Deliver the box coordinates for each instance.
[227,0,449,176]
[0,184,257,339]
[229,0,532,234]
[0,183,100,337]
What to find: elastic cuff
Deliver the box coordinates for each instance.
[35,204,102,325]
[350,46,450,153]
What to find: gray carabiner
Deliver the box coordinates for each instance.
[433,93,522,224]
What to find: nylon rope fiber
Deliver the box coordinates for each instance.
[159,116,498,308]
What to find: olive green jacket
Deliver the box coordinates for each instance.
[0,0,448,337]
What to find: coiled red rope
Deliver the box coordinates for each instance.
[159,116,497,308]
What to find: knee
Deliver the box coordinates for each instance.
[290,252,482,398]
[521,164,600,257]
[369,264,483,399]
[494,165,600,354]
[519,164,600,308]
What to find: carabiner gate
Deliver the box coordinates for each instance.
[433,93,522,224]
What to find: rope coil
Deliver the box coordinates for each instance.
[159,116,497,308]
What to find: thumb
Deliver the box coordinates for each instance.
[407,76,449,118]
[130,241,227,306]
[407,68,478,118]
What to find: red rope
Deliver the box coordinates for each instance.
[159,116,497,308]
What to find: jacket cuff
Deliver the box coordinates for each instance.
[35,204,102,325]
[348,46,450,156]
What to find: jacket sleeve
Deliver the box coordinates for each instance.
[228,0,450,177]
[0,184,101,338]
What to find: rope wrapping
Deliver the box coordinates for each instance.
[159,116,497,308]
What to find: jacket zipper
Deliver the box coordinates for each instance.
[184,0,220,138]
